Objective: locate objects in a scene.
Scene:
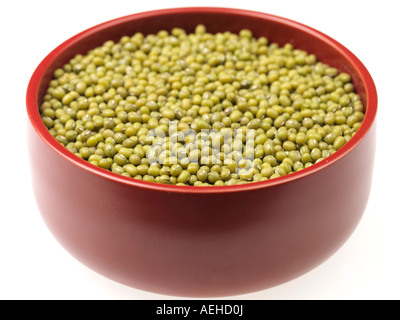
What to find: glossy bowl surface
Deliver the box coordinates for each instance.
[26,7,377,297]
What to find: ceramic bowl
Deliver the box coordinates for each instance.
[26,7,377,297]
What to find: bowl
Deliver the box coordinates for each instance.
[26,7,377,297]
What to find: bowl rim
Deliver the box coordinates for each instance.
[26,6,377,194]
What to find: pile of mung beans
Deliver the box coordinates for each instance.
[40,25,365,186]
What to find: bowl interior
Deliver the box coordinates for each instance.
[27,7,377,192]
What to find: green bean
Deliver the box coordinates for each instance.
[40,24,364,186]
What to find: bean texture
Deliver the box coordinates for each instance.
[40,25,364,186]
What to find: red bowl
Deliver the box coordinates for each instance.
[26,7,377,297]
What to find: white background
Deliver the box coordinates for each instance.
[0,0,398,300]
